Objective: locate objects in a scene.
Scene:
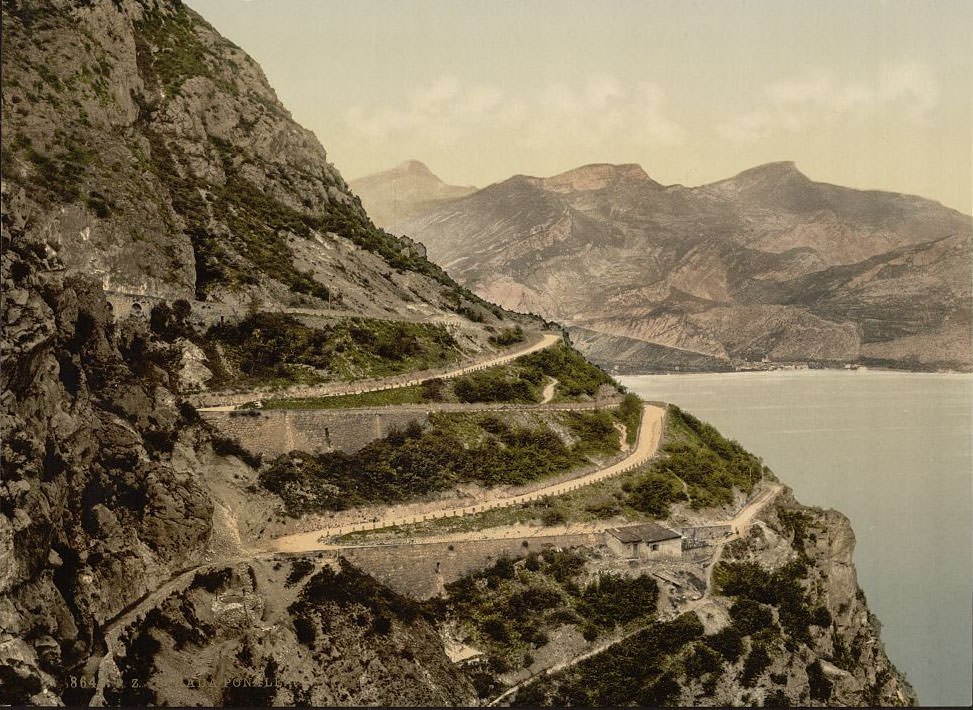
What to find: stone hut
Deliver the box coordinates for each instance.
[604,522,682,560]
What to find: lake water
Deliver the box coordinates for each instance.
[620,370,972,707]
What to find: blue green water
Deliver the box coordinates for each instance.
[620,370,972,707]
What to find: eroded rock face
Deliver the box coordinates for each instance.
[0,236,214,704]
[97,559,476,707]
[0,0,495,322]
[697,492,916,707]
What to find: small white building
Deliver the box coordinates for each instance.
[604,522,682,560]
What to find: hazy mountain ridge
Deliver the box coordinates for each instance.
[394,162,972,371]
[350,160,477,230]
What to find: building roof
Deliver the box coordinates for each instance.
[606,522,681,544]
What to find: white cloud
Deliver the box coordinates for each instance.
[523,78,686,149]
[343,75,685,151]
[718,61,939,142]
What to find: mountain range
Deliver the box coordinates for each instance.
[365,161,972,372]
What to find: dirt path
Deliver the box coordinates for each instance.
[728,483,782,535]
[488,621,652,706]
[540,377,558,404]
[196,331,561,409]
[271,405,666,552]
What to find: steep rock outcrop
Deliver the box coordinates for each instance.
[0,232,214,705]
[1,0,494,321]
[93,558,476,707]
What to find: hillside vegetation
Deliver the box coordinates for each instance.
[431,550,660,698]
[256,339,621,407]
[258,409,630,514]
[628,405,766,514]
[202,312,463,387]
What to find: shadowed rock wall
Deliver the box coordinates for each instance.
[201,409,429,455]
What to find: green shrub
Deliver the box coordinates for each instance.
[628,472,683,518]
[708,626,744,663]
[490,326,525,347]
[204,313,460,387]
[714,560,828,646]
[292,615,316,647]
[806,660,833,702]
[290,558,424,628]
[211,435,262,469]
[135,7,214,91]
[639,670,681,706]
[584,498,621,518]
[285,558,314,587]
[190,568,232,593]
[516,342,617,398]
[565,410,619,456]
[730,598,776,636]
[532,614,704,705]
[685,642,723,677]
[577,574,659,631]
[616,393,643,444]
[435,548,594,667]
[741,642,772,687]
[453,368,539,403]
[622,404,763,515]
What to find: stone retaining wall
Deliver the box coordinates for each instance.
[201,409,429,456]
[339,533,604,599]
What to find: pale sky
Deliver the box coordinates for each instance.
[188,0,972,214]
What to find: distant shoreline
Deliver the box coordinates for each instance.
[615,366,973,379]
[608,363,972,377]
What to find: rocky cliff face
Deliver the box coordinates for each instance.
[0,0,488,320]
[350,160,477,230]
[1,234,216,704]
[505,490,915,707]
[707,493,915,706]
[91,558,476,706]
[395,161,972,371]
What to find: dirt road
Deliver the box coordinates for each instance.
[196,331,561,410]
[271,404,666,552]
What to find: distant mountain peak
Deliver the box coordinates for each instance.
[349,161,477,228]
[722,161,808,184]
[393,159,436,176]
[537,163,661,193]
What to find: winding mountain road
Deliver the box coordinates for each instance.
[271,404,666,551]
[196,331,561,410]
[94,319,780,702]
